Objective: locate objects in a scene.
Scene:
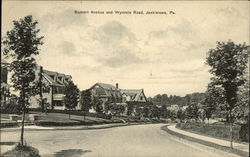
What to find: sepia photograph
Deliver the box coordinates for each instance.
[1,1,249,157]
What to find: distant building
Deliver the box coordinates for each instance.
[29,66,73,110]
[121,89,147,103]
[88,82,122,104]
[86,82,148,114]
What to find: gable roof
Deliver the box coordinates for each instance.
[42,69,71,87]
[121,89,146,101]
[96,82,116,90]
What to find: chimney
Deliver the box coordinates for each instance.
[116,83,119,89]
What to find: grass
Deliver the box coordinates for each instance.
[161,125,249,157]
[176,122,248,143]
[1,111,162,127]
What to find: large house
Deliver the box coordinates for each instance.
[1,59,10,106]
[30,66,72,110]
[87,82,148,115]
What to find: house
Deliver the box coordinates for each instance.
[87,83,122,111]
[86,82,148,115]
[121,89,147,103]
[1,59,10,106]
[29,66,73,110]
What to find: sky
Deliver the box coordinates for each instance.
[2,1,249,97]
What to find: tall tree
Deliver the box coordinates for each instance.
[64,81,80,119]
[2,15,44,146]
[206,41,249,148]
[80,90,92,113]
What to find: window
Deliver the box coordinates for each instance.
[140,96,144,100]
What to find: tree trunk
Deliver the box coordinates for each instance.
[68,109,70,120]
[20,91,25,146]
[229,110,233,149]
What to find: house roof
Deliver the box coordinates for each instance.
[121,89,145,101]
[96,82,117,90]
[42,69,71,87]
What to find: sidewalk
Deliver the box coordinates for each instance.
[168,125,249,153]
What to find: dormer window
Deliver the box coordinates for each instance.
[49,75,55,81]
[58,77,62,82]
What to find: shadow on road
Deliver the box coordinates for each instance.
[53,149,91,157]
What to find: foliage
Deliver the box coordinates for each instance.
[64,81,80,119]
[233,77,249,121]
[184,103,199,120]
[64,81,80,110]
[92,97,103,114]
[105,103,126,117]
[206,40,249,147]
[2,15,43,146]
[159,104,169,118]
[206,41,248,117]
[80,90,92,112]
[176,109,184,121]
[203,82,225,121]
[149,105,160,119]
[150,92,205,107]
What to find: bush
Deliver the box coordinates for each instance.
[34,120,81,126]
[3,143,40,157]
[239,122,249,142]
[1,103,22,114]
[28,109,112,119]
[0,121,18,128]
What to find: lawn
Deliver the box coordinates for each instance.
[176,122,248,142]
[1,112,120,127]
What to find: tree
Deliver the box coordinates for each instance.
[159,104,168,118]
[206,40,249,148]
[149,105,160,119]
[80,90,92,113]
[92,96,103,114]
[184,102,199,120]
[2,15,44,146]
[177,109,184,122]
[64,81,80,119]
[204,82,225,123]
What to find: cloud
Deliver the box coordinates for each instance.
[90,21,143,68]
[101,47,142,67]
[39,9,88,31]
[57,41,77,56]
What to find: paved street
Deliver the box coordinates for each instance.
[1,124,239,157]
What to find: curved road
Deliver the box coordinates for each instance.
[1,124,238,157]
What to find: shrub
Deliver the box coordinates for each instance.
[0,121,18,128]
[1,103,22,114]
[239,122,249,142]
[34,120,81,126]
[3,143,40,157]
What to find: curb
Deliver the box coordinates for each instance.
[161,125,249,157]
[1,122,161,132]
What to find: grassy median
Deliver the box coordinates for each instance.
[176,122,248,143]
